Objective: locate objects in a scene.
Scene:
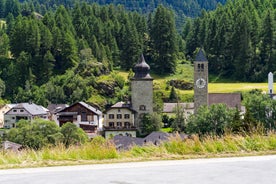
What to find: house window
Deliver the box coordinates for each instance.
[20,110,24,112]
[87,115,93,121]
[117,122,122,127]
[125,122,130,127]
[117,114,122,119]
[139,105,146,111]
[81,112,87,121]
[12,117,15,119]
[118,109,121,112]
[109,122,114,127]
[13,109,17,112]
[124,114,130,119]
[109,114,114,119]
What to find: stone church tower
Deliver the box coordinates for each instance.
[194,49,208,113]
[131,55,153,131]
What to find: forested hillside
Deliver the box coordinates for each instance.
[184,0,276,82]
[16,0,227,28]
[15,0,227,17]
[0,2,181,107]
[0,0,275,108]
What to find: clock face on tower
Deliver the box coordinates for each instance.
[195,78,206,88]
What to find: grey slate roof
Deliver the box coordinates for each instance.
[195,49,208,62]
[113,136,144,150]
[56,102,102,116]
[2,141,23,151]
[7,103,48,115]
[113,132,187,150]
[6,104,17,108]
[47,104,68,114]
[78,101,102,115]
[105,102,136,113]
[163,103,194,113]
[111,101,131,108]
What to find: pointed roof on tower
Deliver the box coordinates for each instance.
[133,54,152,79]
[195,49,208,62]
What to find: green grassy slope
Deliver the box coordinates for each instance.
[117,61,272,102]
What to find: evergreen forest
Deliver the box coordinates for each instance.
[0,0,275,108]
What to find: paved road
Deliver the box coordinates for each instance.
[1,155,276,184]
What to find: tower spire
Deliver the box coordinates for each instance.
[195,48,207,62]
[133,54,152,79]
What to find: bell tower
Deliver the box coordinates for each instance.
[194,49,208,113]
[131,54,153,131]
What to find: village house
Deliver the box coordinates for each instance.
[4,102,49,128]
[47,104,68,125]
[0,104,16,128]
[103,101,137,138]
[56,102,102,137]
[163,103,194,119]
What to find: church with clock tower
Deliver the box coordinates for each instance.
[194,49,209,113]
[131,55,153,131]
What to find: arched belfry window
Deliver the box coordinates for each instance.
[197,63,204,72]
[197,64,201,72]
[201,64,204,71]
[139,105,146,111]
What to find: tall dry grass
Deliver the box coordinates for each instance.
[127,133,276,157]
[0,136,118,168]
[1,134,276,168]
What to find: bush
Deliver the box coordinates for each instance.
[6,119,61,149]
[60,122,88,148]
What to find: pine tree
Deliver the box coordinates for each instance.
[260,10,275,77]
[0,0,5,18]
[150,5,177,74]
[120,17,141,70]
[171,102,185,132]
[185,18,200,57]
[0,33,9,57]
[169,86,178,102]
